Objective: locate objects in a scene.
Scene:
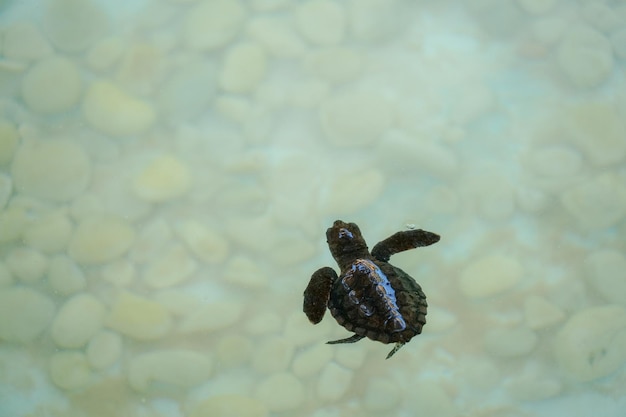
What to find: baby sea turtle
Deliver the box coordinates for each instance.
[303,220,440,359]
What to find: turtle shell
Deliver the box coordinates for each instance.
[328,258,427,344]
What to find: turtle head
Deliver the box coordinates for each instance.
[326,220,369,266]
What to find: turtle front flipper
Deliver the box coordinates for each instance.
[303,267,337,324]
[372,229,440,262]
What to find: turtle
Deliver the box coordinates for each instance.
[303,220,440,359]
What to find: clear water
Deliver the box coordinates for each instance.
[1,0,626,416]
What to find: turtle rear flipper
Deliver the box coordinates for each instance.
[303,267,337,324]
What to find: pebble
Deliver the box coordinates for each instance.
[0,119,18,166]
[254,372,305,412]
[86,37,125,73]
[42,0,108,52]
[11,139,91,202]
[189,395,268,417]
[68,215,135,265]
[129,218,172,264]
[184,0,247,51]
[611,27,626,60]
[283,310,332,347]
[458,254,523,298]
[178,301,243,334]
[244,311,282,335]
[2,22,53,61]
[316,362,353,402]
[223,256,268,289]
[425,306,458,333]
[320,91,393,146]
[132,155,192,202]
[295,0,346,45]
[523,295,565,329]
[82,80,156,137]
[0,286,55,343]
[142,244,197,288]
[348,0,404,41]
[105,292,172,340]
[404,381,456,417]
[450,84,495,126]
[22,211,73,254]
[292,344,333,378]
[561,173,626,230]
[363,378,402,412]
[554,305,626,381]
[566,101,626,167]
[0,206,30,244]
[556,25,613,89]
[527,145,583,180]
[483,326,538,357]
[516,0,557,15]
[219,42,267,93]
[584,250,626,304]
[51,293,106,348]
[100,259,136,287]
[5,247,48,283]
[319,168,385,215]
[86,330,122,370]
[581,3,621,34]
[247,17,306,58]
[128,349,213,392]
[504,368,561,401]
[49,351,92,390]
[0,174,11,210]
[305,47,362,83]
[152,289,203,317]
[157,60,216,123]
[21,56,82,114]
[0,262,12,287]
[252,336,295,373]
[175,220,229,264]
[334,345,367,370]
[215,334,253,366]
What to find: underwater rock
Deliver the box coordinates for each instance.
[556,25,613,89]
[348,0,404,42]
[2,22,53,61]
[43,0,108,52]
[189,394,268,417]
[21,56,81,114]
[215,334,253,366]
[219,42,267,93]
[0,286,55,343]
[5,247,48,283]
[459,254,523,298]
[255,372,305,412]
[319,168,385,215]
[335,344,367,369]
[49,351,92,390]
[0,262,12,287]
[554,305,626,381]
[105,292,172,340]
[295,0,346,45]
[305,47,362,83]
[178,301,243,334]
[68,215,135,265]
[523,295,565,330]
[516,0,557,15]
[316,362,353,402]
[580,3,622,34]
[560,173,626,230]
[22,211,73,254]
[363,378,402,412]
[86,330,122,370]
[0,119,18,166]
[83,80,156,137]
[128,349,213,392]
[584,250,626,305]
[320,91,393,146]
[611,27,626,60]
[223,255,269,289]
[484,326,538,357]
[184,0,247,51]
[247,17,307,58]
[292,344,333,378]
[424,306,458,333]
[100,259,136,288]
[142,244,197,289]
[12,139,91,202]
[86,37,125,73]
[48,255,86,296]
[0,174,10,210]
[133,155,192,202]
[51,293,106,348]
[22,56,82,114]
[152,289,202,317]
[175,220,229,264]
[252,336,295,374]
[244,311,282,336]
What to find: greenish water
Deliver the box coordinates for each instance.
[1,0,626,416]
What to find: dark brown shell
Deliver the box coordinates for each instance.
[328,258,427,344]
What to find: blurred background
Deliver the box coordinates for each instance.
[1,0,626,416]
